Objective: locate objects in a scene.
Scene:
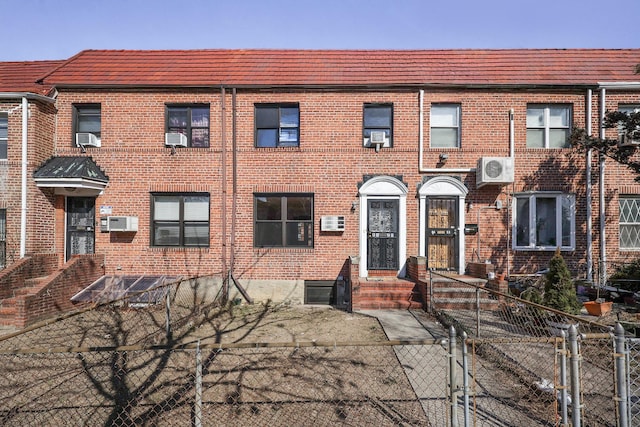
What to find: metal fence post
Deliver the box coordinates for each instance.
[568,325,582,427]
[461,331,470,427]
[475,288,480,338]
[195,340,202,427]
[614,323,629,427]
[559,331,568,426]
[449,326,459,427]
[165,287,171,340]
[429,270,434,313]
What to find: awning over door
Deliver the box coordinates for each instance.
[33,156,109,196]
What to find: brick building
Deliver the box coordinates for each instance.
[2,49,640,313]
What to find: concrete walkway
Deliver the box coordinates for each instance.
[358,309,448,341]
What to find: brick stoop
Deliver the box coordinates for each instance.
[352,277,423,310]
[430,276,500,311]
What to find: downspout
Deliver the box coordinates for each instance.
[220,86,228,301]
[506,108,515,278]
[599,88,607,287]
[586,89,593,282]
[230,88,237,277]
[20,97,28,258]
[418,89,474,173]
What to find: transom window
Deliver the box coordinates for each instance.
[430,104,460,148]
[363,104,393,148]
[73,104,101,146]
[514,193,575,250]
[151,193,210,247]
[0,113,7,160]
[255,104,300,147]
[620,196,640,250]
[254,194,313,247]
[526,104,571,148]
[166,105,210,148]
[0,209,5,269]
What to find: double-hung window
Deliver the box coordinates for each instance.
[0,209,5,269]
[151,193,210,247]
[430,104,460,148]
[0,113,7,160]
[73,104,101,147]
[255,104,300,147]
[166,105,210,147]
[620,196,640,250]
[526,104,571,148]
[254,194,313,247]
[514,193,575,250]
[363,104,393,148]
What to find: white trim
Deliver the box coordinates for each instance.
[358,176,408,278]
[418,176,468,275]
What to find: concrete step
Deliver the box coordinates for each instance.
[354,299,423,310]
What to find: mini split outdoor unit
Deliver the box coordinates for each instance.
[476,157,515,188]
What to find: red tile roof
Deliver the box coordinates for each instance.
[0,60,63,95]
[37,49,640,88]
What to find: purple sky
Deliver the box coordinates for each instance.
[3,0,639,61]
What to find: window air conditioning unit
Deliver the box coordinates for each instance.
[618,133,640,148]
[364,131,388,149]
[107,216,138,232]
[320,215,345,232]
[165,132,188,147]
[476,157,515,188]
[75,133,101,148]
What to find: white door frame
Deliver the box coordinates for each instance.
[358,176,408,278]
[418,176,468,275]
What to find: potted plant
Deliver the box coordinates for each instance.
[542,249,582,335]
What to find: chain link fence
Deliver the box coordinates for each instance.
[0,273,638,425]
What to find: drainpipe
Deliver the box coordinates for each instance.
[418,89,474,173]
[230,88,237,277]
[20,97,28,258]
[599,88,607,287]
[220,86,228,301]
[586,89,593,282]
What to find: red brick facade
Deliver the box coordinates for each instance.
[1,50,640,305]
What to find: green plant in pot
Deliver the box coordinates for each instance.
[543,249,581,335]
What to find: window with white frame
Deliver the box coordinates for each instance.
[618,105,640,143]
[514,193,575,250]
[0,209,5,269]
[363,103,393,148]
[430,104,460,148]
[0,112,7,160]
[526,104,571,148]
[255,104,300,147]
[254,194,313,247]
[620,196,640,250]
[151,193,210,247]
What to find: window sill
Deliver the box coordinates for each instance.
[148,247,210,252]
[254,247,314,253]
[513,246,575,252]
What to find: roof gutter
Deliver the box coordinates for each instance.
[0,92,56,103]
[597,82,640,90]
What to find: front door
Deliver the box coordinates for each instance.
[367,199,399,270]
[426,197,458,271]
[66,197,95,261]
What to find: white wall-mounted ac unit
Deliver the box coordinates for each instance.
[476,157,514,188]
[320,215,345,232]
[165,132,188,147]
[108,216,138,232]
[618,133,640,148]
[363,131,389,149]
[76,133,101,148]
